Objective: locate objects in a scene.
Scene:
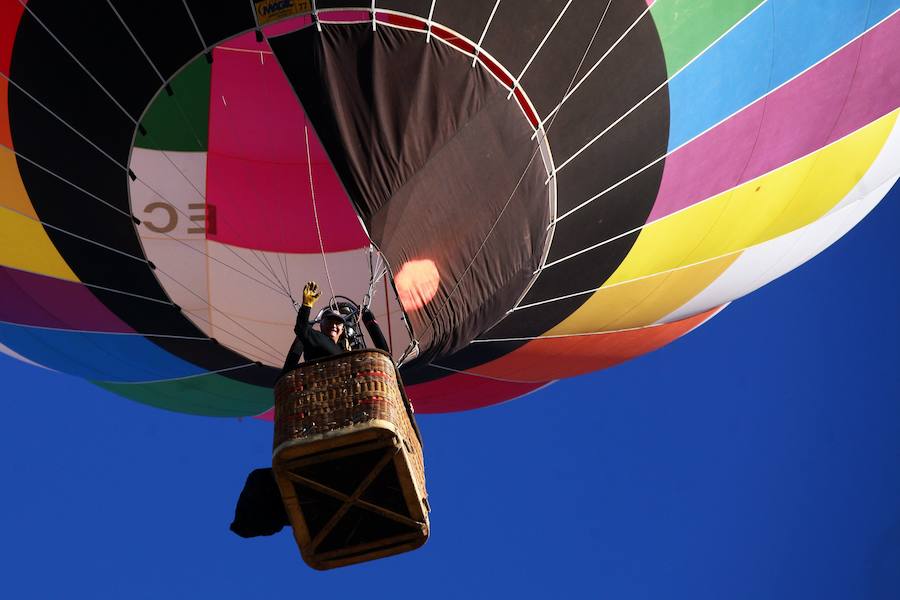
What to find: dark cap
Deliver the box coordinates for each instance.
[320,308,345,323]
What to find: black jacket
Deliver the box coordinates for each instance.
[361,308,390,354]
[232,307,393,539]
[278,305,389,378]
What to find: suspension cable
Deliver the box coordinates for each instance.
[304,125,337,306]
[32,0,295,297]
[411,0,614,355]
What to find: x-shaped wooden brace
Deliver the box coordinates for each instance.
[284,443,424,552]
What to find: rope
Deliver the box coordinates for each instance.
[510,177,897,313]
[0,318,207,340]
[105,0,167,85]
[108,2,295,297]
[248,0,261,29]
[547,2,888,226]
[133,174,292,297]
[532,0,647,138]
[0,72,124,170]
[304,125,337,305]
[359,245,416,362]
[425,0,436,43]
[0,204,286,362]
[2,141,291,296]
[311,0,322,32]
[409,0,614,351]
[103,362,259,386]
[384,276,393,353]
[363,247,377,310]
[0,266,175,306]
[18,0,137,123]
[0,204,148,263]
[546,0,769,172]
[180,0,209,51]
[398,339,420,366]
[0,18,295,300]
[362,245,388,310]
[472,0,501,67]
[251,29,296,305]
[152,266,286,362]
[508,0,573,99]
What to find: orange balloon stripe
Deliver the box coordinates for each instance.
[465,307,720,382]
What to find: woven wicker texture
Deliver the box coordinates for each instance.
[274,350,425,493]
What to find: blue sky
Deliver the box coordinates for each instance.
[1,184,899,599]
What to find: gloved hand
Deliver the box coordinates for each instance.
[302,281,321,307]
[361,307,375,323]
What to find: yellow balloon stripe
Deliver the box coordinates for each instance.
[0,206,78,280]
[546,109,898,336]
[608,110,898,285]
[546,254,738,335]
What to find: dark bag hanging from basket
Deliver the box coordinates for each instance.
[272,349,429,570]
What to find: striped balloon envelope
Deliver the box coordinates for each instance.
[1,1,898,416]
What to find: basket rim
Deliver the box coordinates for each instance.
[272,418,404,460]
[276,348,396,385]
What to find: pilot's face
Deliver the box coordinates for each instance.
[321,318,344,343]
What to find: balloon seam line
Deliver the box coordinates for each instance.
[104,0,167,85]
[472,0,501,67]
[425,362,543,384]
[152,267,286,360]
[534,0,647,137]
[93,362,259,385]
[550,5,898,198]
[0,319,211,341]
[513,182,898,313]
[414,0,613,345]
[180,0,209,51]
[542,106,900,272]
[546,0,770,172]
[0,72,127,171]
[0,205,148,264]
[508,0,574,99]
[17,1,139,124]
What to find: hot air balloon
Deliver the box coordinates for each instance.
[2,0,899,419]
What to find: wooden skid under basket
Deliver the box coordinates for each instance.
[272,350,429,570]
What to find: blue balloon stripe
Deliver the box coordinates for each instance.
[0,322,205,382]
[667,0,900,151]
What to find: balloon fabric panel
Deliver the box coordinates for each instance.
[650,0,765,75]
[0,266,132,333]
[1,2,898,414]
[652,10,900,222]
[607,111,898,288]
[541,254,739,337]
[206,39,368,254]
[665,176,897,323]
[135,59,210,152]
[542,112,897,338]
[271,23,551,363]
[478,0,670,344]
[0,322,206,382]
[665,1,898,151]
[451,308,719,383]
[96,373,273,417]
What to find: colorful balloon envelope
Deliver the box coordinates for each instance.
[2,1,899,416]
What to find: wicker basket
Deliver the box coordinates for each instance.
[272,349,429,570]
